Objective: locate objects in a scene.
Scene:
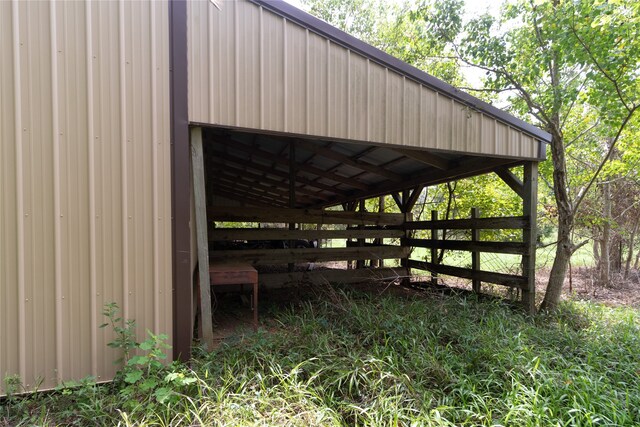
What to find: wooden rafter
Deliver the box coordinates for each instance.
[216,137,370,191]
[215,176,289,206]
[394,148,452,170]
[208,155,329,201]
[297,139,404,182]
[213,187,283,208]
[318,156,519,208]
[208,147,349,196]
[215,169,306,202]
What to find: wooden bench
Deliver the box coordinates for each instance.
[197,263,259,333]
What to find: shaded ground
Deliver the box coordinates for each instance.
[204,263,640,345]
[536,266,640,307]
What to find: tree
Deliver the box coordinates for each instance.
[447,0,640,310]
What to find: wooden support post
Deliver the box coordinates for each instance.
[400,211,412,286]
[343,201,356,269]
[522,162,538,314]
[356,200,366,269]
[430,210,438,285]
[471,207,481,294]
[375,196,385,268]
[191,127,214,348]
[289,142,296,272]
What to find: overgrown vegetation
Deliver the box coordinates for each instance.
[2,287,639,426]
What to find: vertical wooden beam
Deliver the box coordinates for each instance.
[400,210,412,286]
[356,199,366,269]
[289,142,296,272]
[169,0,192,362]
[471,207,481,294]
[522,162,538,314]
[430,210,438,285]
[375,196,385,268]
[191,127,214,348]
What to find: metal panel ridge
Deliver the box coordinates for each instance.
[248,0,551,146]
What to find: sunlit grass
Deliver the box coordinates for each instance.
[2,286,639,426]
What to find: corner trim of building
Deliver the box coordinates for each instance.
[169,0,192,362]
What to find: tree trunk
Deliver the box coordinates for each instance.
[599,181,611,286]
[624,216,639,279]
[541,212,573,311]
[540,129,574,311]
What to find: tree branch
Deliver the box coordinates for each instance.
[573,105,640,213]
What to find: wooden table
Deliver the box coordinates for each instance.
[208,263,259,331]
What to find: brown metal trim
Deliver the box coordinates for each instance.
[169,0,192,362]
[249,0,551,145]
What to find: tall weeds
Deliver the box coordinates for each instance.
[2,286,639,426]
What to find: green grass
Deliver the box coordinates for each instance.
[2,287,639,426]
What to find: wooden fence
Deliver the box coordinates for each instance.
[208,207,409,286]
[405,209,532,293]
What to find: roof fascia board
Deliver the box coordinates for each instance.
[249,0,551,145]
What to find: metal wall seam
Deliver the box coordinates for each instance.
[283,17,288,133]
[305,28,310,134]
[209,2,215,125]
[384,68,389,145]
[418,78,424,147]
[49,0,64,384]
[234,0,240,126]
[326,38,330,134]
[366,59,370,142]
[118,0,129,321]
[259,6,264,129]
[401,76,406,146]
[150,0,160,334]
[84,0,98,377]
[11,0,26,385]
[346,50,351,139]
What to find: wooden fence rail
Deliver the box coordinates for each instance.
[405,238,527,255]
[210,246,410,266]
[209,206,405,226]
[408,260,527,289]
[211,228,404,241]
[405,216,528,230]
[406,209,531,292]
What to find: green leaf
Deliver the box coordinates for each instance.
[139,377,159,392]
[139,340,155,351]
[128,355,149,366]
[154,387,173,404]
[124,370,143,384]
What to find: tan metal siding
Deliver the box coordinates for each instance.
[307,33,328,136]
[188,0,541,159]
[0,0,172,394]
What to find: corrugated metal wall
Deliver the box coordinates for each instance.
[0,0,173,393]
[188,0,540,160]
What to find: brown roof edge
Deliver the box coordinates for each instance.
[169,0,192,362]
[250,0,552,150]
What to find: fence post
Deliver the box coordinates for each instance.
[471,207,481,294]
[522,162,538,314]
[431,210,438,285]
[356,199,365,269]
